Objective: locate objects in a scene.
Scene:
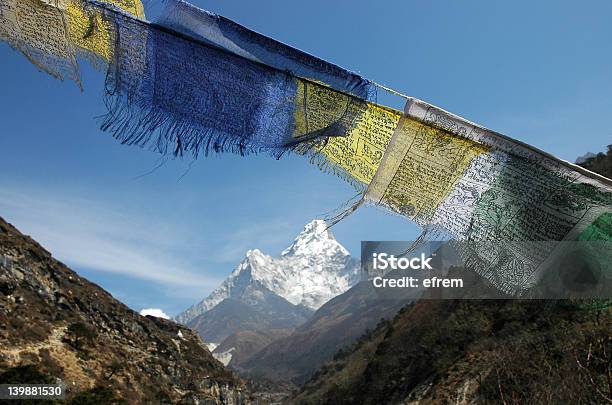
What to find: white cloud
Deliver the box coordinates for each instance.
[0,186,221,289]
[140,308,169,319]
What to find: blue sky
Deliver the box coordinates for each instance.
[1,1,611,316]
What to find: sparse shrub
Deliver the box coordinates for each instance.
[68,387,126,405]
[66,322,96,351]
[0,364,55,384]
[103,360,125,380]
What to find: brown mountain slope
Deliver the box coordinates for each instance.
[0,217,251,404]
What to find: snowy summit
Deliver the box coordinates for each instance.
[175,220,361,324]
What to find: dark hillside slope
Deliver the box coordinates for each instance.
[579,144,612,179]
[293,299,611,404]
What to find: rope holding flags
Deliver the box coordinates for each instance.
[0,0,610,297]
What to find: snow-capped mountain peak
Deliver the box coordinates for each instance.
[281,219,349,258]
[175,220,362,325]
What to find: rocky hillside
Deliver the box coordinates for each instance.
[0,217,251,404]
